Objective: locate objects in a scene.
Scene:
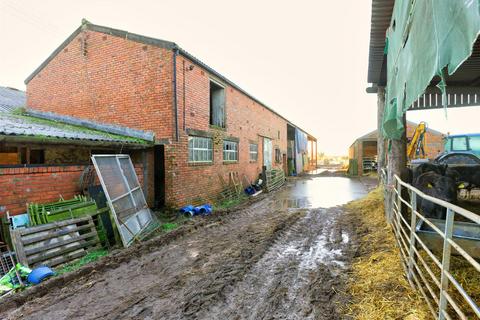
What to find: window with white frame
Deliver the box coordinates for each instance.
[249,143,258,161]
[223,140,238,162]
[188,136,213,163]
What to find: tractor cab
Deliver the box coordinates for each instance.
[435,134,480,165]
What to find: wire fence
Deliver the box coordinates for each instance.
[381,169,480,319]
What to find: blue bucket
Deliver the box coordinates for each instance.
[27,266,55,285]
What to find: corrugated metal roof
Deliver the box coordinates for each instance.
[0,112,149,146]
[367,0,395,85]
[368,1,480,88]
[0,86,26,113]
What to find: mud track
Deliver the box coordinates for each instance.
[1,179,362,320]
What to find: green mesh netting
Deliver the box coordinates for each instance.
[384,0,480,140]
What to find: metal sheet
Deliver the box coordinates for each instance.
[416,218,480,259]
[91,154,153,247]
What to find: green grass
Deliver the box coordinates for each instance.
[161,222,178,231]
[55,249,109,275]
[215,195,248,210]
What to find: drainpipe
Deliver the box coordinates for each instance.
[183,59,186,131]
[173,48,179,142]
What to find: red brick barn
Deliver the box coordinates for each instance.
[25,20,316,208]
[348,121,444,175]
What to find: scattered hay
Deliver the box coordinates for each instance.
[343,187,431,320]
[418,250,480,318]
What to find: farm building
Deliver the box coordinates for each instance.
[348,121,444,175]
[5,20,316,212]
[0,106,152,216]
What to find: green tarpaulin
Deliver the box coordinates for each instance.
[384,0,480,140]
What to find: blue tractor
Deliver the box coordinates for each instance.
[435,133,480,165]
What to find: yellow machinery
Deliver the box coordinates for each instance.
[407,121,427,160]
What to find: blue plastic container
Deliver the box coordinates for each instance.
[27,266,55,285]
[194,204,212,216]
[245,186,255,195]
[180,205,195,217]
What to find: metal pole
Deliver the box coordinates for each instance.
[438,208,455,320]
[395,178,402,237]
[408,192,417,287]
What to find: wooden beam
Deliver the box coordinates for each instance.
[377,87,386,179]
[385,114,407,222]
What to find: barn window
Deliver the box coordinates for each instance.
[188,136,213,163]
[0,146,19,165]
[249,143,258,161]
[209,80,225,128]
[275,148,281,163]
[223,140,238,162]
[0,146,45,165]
[30,149,45,164]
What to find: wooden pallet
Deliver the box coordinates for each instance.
[11,216,100,268]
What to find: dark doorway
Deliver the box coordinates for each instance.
[154,145,165,208]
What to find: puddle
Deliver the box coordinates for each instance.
[276,176,369,209]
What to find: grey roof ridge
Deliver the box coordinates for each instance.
[24,19,316,139]
[26,108,155,142]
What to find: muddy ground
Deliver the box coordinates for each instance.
[0,175,375,320]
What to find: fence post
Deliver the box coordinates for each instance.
[396,177,402,230]
[408,192,417,287]
[438,208,455,320]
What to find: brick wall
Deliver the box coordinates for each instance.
[0,165,86,216]
[27,28,290,207]
[406,124,444,159]
[0,164,144,216]
[164,55,288,206]
[27,30,175,140]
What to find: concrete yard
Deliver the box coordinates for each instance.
[0,174,376,320]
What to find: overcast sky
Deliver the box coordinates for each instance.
[1,0,480,155]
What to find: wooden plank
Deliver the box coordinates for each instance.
[21,223,95,245]
[18,216,92,236]
[27,239,98,265]
[10,230,28,266]
[44,250,87,268]
[24,231,98,256]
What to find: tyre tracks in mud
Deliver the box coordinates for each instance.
[2,182,361,320]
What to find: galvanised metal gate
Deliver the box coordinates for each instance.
[383,169,480,319]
